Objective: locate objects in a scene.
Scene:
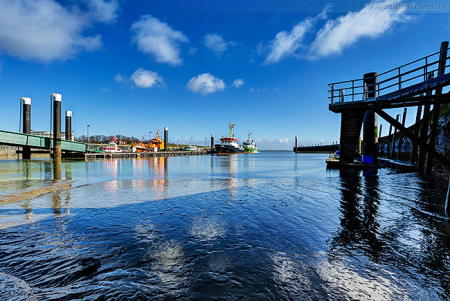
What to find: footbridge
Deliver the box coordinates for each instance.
[0,130,87,153]
[328,41,450,174]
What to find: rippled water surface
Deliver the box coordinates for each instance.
[1,152,449,300]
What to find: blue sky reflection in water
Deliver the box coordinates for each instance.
[0,152,449,299]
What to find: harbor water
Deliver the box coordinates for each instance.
[0,152,449,300]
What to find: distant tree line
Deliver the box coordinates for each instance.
[75,134,142,144]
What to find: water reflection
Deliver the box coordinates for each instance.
[148,157,168,196]
[217,155,239,199]
[329,169,382,260]
[1,153,450,299]
[64,162,72,180]
[53,159,61,180]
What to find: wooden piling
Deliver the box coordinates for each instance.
[446,178,450,217]
[411,105,422,164]
[418,72,434,172]
[390,114,400,159]
[396,108,407,160]
[426,41,448,175]
[387,123,393,158]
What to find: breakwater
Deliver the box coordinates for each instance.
[293,144,339,153]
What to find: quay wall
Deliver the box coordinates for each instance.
[0,145,17,158]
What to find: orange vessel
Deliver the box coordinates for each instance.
[132,130,165,152]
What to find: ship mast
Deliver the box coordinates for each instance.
[229,122,234,138]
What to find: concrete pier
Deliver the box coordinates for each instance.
[362,72,379,164]
[339,111,365,163]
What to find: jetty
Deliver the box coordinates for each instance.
[327,41,450,174]
[85,150,207,160]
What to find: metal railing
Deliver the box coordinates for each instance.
[328,46,450,104]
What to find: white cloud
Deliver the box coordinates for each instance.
[263,0,408,63]
[188,47,198,55]
[249,87,268,93]
[264,17,315,64]
[82,0,119,24]
[309,0,407,59]
[254,138,294,150]
[114,73,126,83]
[131,15,189,66]
[203,33,235,57]
[186,73,225,95]
[130,68,164,88]
[232,79,244,88]
[0,0,118,62]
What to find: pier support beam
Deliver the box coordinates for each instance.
[396,108,407,160]
[363,111,378,163]
[418,72,434,171]
[21,97,31,160]
[339,110,365,163]
[390,114,400,159]
[387,123,393,158]
[164,127,168,151]
[446,178,450,217]
[362,72,379,164]
[411,105,422,163]
[65,111,72,141]
[52,93,62,160]
[374,108,450,168]
[426,41,448,175]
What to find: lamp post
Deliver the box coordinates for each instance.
[149,131,152,142]
[87,125,91,145]
[181,135,183,145]
[205,138,207,147]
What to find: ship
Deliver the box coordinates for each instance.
[215,123,245,154]
[184,137,200,151]
[103,137,123,153]
[132,129,164,152]
[242,132,259,153]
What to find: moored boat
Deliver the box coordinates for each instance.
[132,129,165,152]
[103,137,123,153]
[215,123,245,154]
[242,132,259,153]
[183,145,200,151]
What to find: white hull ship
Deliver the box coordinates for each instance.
[215,123,244,154]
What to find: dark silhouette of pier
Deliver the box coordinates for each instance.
[328,41,450,174]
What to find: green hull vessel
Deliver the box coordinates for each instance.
[242,132,259,154]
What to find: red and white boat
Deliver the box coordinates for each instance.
[215,123,244,154]
[103,137,123,153]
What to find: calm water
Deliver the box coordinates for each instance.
[0,152,449,300]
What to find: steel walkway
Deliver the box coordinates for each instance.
[328,46,450,113]
[0,130,87,153]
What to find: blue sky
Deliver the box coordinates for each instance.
[0,0,449,149]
